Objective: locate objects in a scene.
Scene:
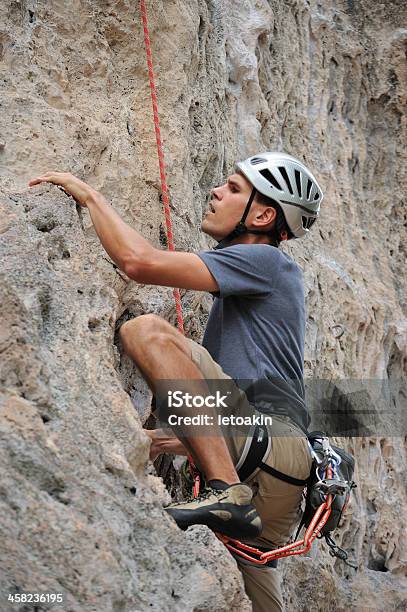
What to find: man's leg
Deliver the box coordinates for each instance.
[119,314,238,483]
[119,314,262,539]
[235,418,311,611]
[236,560,284,612]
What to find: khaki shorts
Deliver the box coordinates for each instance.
[189,338,312,612]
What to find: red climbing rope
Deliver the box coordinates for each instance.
[140,0,198,491]
[139,0,184,334]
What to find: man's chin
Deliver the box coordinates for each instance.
[201,220,227,242]
[201,221,217,240]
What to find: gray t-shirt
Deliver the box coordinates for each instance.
[197,243,309,431]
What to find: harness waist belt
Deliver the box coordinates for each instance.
[237,424,309,487]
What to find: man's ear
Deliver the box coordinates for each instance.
[256,206,277,225]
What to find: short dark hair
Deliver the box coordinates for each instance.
[255,191,294,246]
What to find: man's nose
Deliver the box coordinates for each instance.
[211,185,222,200]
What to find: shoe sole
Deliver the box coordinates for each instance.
[166,508,262,540]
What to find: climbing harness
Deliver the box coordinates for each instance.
[140,0,184,334]
[185,430,357,568]
[221,432,356,567]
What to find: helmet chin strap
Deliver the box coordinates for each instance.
[214,188,279,250]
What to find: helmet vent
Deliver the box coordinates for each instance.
[250,157,267,165]
[302,216,316,230]
[306,179,313,200]
[314,192,320,200]
[278,166,293,195]
[259,168,282,190]
[294,170,302,197]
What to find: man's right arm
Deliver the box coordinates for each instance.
[86,192,219,292]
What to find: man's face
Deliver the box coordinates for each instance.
[201,172,253,241]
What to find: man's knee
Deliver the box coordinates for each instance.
[119,314,184,356]
[119,314,167,344]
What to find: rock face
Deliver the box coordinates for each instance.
[0,1,406,610]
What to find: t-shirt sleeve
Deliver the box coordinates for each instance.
[196,244,280,298]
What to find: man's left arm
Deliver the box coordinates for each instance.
[28,172,218,292]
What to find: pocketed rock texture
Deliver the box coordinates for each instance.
[0,1,406,611]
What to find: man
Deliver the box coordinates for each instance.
[29,152,323,611]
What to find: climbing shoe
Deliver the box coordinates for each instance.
[164,483,262,540]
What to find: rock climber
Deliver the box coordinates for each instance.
[29,151,323,611]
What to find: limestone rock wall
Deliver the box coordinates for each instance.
[1,1,406,610]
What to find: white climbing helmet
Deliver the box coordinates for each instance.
[236,151,323,238]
